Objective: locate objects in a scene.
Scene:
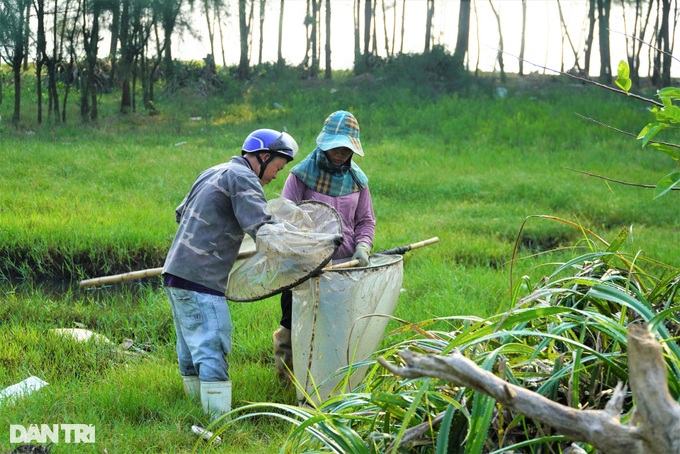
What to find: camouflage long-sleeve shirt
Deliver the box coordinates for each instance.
[162,156,270,294]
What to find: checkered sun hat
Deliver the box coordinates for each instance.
[316,110,364,156]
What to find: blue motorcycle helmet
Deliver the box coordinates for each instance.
[242,129,298,179]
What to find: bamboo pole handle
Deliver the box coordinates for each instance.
[322,237,439,271]
[324,259,360,270]
[408,236,440,250]
[373,237,440,256]
[79,238,439,287]
[79,268,163,288]
[79,250,256,288]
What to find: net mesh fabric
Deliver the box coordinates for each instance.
[225,198,342,302]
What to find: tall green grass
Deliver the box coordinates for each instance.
[0,65,678,452]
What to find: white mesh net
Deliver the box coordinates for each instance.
[225,198,342,302]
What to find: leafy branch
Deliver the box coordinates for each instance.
[607,61,680,198]
[523,56,680,199]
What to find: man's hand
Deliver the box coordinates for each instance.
[351,242,371,267]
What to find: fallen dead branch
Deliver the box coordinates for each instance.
[377,324,680,453]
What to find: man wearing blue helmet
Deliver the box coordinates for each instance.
[162,128,297,420]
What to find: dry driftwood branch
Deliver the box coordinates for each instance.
[377,324,680,453]
[626,325,680,452]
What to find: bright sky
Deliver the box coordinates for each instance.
[173,0,667,77]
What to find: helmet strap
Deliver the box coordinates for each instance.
[256,153,276,179]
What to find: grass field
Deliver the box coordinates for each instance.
[1,67,678,452]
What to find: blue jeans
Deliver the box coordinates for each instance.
[165,287,232,382]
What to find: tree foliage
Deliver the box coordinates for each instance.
[615,60,680,198]
[1,1,680,128]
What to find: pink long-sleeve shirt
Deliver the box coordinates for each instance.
[281,174,376,259]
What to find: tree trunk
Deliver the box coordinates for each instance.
[596,0,612,83]
[237,0,250,79]
[399,0,404,54]
[371,0,377,55]
[161,1,183,86]
[519,0,526,75]
[310,0,319,76]
[247,0,255,64]
[204,0,216,61]
[22,1,30,71]
[217,10,227,67]
[363,0,371,56]
[324,0,331,79]
[81,0,101,122]
[651,1,661,84]
[258,0,265,65]
[658,0,671,87]
[34,0,46,124]
[277,0,284,65]
[473,0,481,75]
[424,0,433,52]
[108,0,120,85]
[489,0,505,82]
[452,0,471,70]
[624,0,643,86]
[301,0,311,69]
[634,0,654,86]
[118,0,132,113]
[60,0,80,124]
[353,0,360,71]
[131,54,137,112]
[390,0,396,56]
[141,51,149,110]
[47,0,60,122]
[557,0,582,74]
[148,22,163,110]
[380,0,389,57]
[584,0,596,76]
[13,56,22,128]
[7,0,29,128]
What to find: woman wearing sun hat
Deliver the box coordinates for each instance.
[272,110,376,385]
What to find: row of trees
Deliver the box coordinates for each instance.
[0,0,678,128]
[1,0,196,126]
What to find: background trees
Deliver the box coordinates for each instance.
[0,0,31,127]
[1,0,679,127]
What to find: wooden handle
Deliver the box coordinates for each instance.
[79,268,163,288]
[408,236,439,250]
[80,238,440,287]
[79,249,257,288]
[374,236,440,256]
[322,237,440,272]
[324,259,360,270]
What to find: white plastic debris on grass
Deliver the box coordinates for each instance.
[51,329,145,356]
[191,425,222,444]
[50,328,113,344]
[0,376,49,407]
